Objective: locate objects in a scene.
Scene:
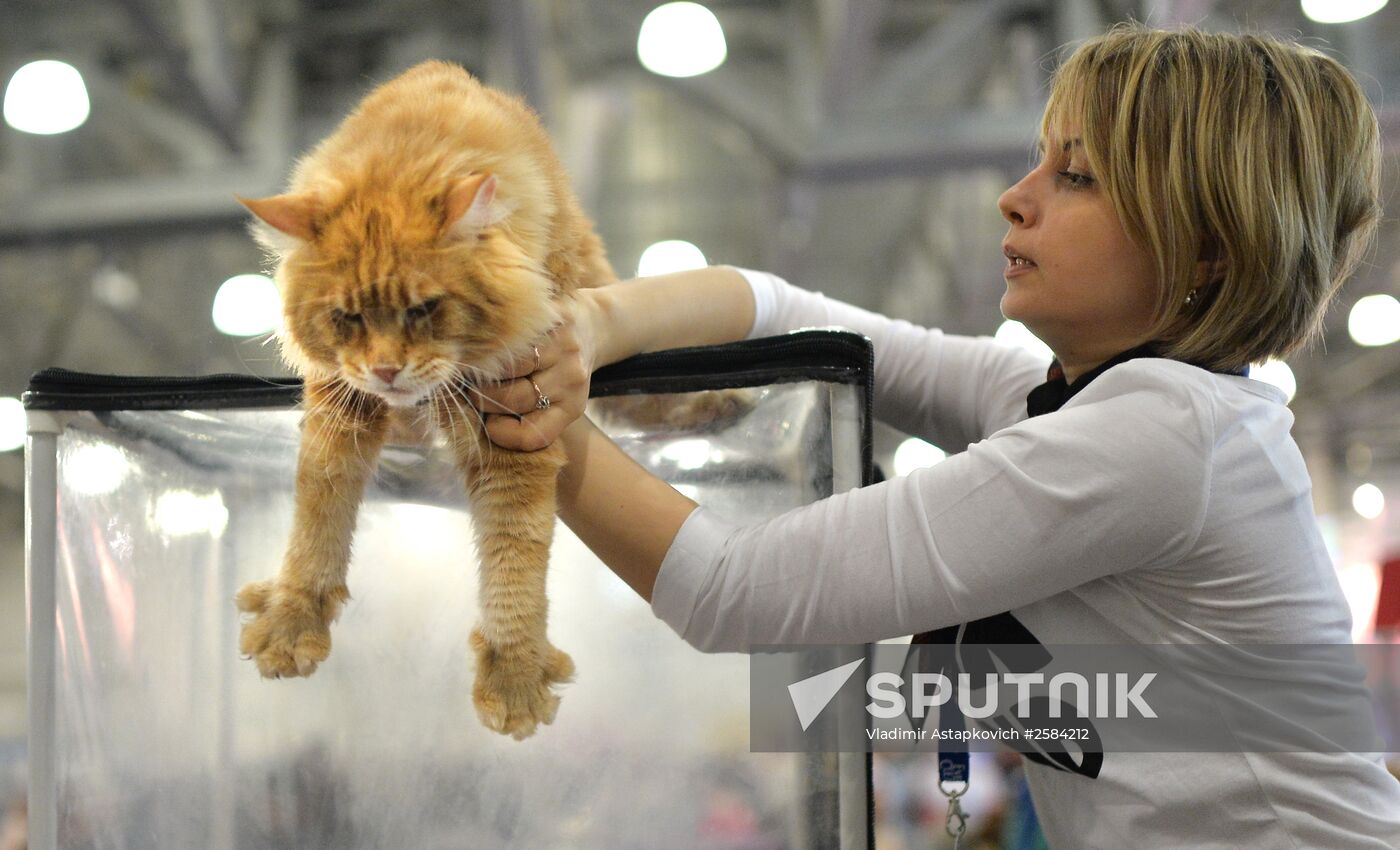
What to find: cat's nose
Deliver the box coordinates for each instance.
[371,366,402,385]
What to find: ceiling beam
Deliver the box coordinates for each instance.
[491,0,548,119]
[109,0,243,153]
[817,0,888,119]
[868,0,1029,112]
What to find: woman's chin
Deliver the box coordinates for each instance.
[999,291,1032,325]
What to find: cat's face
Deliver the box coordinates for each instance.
[243,175,558,408]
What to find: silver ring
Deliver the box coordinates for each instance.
[531,379,551,411]
[531,345,542,374]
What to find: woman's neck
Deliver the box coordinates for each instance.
[1056,340,1156,383]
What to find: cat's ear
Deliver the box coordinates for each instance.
[444,173,508,239]
[237,193,320,242]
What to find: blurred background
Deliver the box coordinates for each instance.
[0,0,1398,847]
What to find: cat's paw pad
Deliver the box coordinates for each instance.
[235,580,347,679]
[470,629,574,740]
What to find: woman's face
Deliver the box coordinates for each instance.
[996,132,1161,378]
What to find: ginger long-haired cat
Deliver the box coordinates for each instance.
[235,61,613,740]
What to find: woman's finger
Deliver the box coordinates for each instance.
[483,404,578,452]
[471,376,541,416]
[501,342,550,382]
[475,329,588,413]
[500,320,572,381]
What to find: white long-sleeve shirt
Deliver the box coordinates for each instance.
[651,268,1400,848]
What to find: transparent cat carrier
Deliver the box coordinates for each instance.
[23,330,875,850]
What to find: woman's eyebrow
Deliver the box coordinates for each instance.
[1035,138,1082,154]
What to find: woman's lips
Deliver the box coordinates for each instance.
[1003,243,1037,277]
[1005,257,1037,277]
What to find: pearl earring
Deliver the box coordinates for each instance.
[1184,288,1198,308]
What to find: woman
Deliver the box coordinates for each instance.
[479,24,1400,847]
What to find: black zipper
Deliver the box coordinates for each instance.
[592,329,871,393]
[23,368,302,411]
[26,367,302,392]
[24,330,874,414]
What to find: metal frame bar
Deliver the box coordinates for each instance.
[24,411,64,850]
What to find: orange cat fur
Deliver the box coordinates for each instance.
[234,60,614,740]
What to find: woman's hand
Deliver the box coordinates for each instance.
[474,292,599,451]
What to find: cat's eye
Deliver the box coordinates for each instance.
[405,298,441,322]
[331,309,364,326]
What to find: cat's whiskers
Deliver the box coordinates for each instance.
[451,388,483,467]
[406,394,432,443]
[303,379,360,501]
[442,380,488,466]
[448,362,492,407]
[429,386,459,454]
[444,363,500,465]
[310,382,357,457]
[427,364,469,455]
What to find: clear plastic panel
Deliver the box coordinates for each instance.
[33,382,869,850]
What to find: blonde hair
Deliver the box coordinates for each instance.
[1042,23,1382,371]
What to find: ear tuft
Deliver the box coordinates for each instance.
[237,193,320,242]
[445,173,509,239]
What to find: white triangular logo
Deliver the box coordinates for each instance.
[787,659,865,731]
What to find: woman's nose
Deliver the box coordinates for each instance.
[998,172,1034,227]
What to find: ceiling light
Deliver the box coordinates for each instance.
[212,274,281,336]
[637,240,707,277]
[1251,359,1296,403]
[3,60,90,135]
[893,438,946,477]
[0,397,25,453]
[993,320,1053,362]
[1347,294,1400,347]
[92,265,140,310]
[637,2,728,78]
[1352,483,1384,520]
[1300,0,1388,23]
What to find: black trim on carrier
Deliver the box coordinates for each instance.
[24,329,869,407]
[22,370,304,411]
[590,329,871,397]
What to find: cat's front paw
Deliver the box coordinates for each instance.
[470,628,575,740]
[235,579,348,679]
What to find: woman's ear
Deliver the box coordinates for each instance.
[1195,237,1227,288]
[1194,258,1227,288]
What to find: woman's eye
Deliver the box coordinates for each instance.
[1058,170,1094,188]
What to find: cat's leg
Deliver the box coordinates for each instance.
[236,380,389,678]
[469,445,577,739]
[439,399,574,739]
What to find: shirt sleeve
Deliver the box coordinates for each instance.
[730,266,1048,450]
[650,361,1215,653]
